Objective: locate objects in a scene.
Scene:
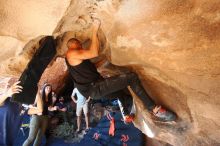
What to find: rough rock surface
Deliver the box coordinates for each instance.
[0,0,220,145]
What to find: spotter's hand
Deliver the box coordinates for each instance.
[5,81,23,97]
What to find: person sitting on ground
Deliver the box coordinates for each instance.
[23,83,58,146]
[52,92,57,106]
[71,87,90,133]
[55,96,69,123]
[45,91,58,143]
[47,91,58,118]
[65,18,176,123]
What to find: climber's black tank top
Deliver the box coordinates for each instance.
[65,59,101,97]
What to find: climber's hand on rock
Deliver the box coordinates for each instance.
[93,18,101,31]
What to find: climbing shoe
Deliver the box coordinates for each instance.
[124,113,135,124]
[152,106,177,122]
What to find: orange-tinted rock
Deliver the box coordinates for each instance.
[39,57,68,93]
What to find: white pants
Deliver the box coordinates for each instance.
[76,102,88,116]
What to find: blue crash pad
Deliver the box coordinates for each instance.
[72,112,144,146]
[0,98,22,146]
